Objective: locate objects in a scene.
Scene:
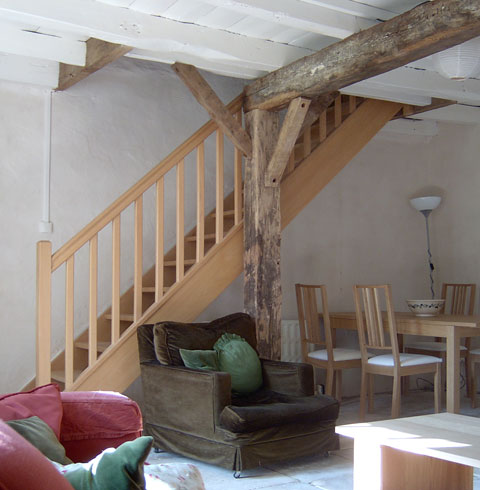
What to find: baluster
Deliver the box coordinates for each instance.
[89,235,98,366]
[216,129,224,243]
[334,95,342,128]
[155,177,164,301]
[176,160,185,282]
[134,196,143,321]
[197,143,205,261]
[303,125,311,158]
[65,255,74,389]
[319,111,327,142]
[234,146,242,225]
[234,111,243,225]
[349,95,357,114]
[111,216,121,343]
[36,241,52,386]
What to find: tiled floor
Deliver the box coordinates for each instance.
[146,389,480,489]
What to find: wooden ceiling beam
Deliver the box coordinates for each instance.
[57,38,132,91]
[244,0,480,112]
[265,97,311,187]
[172,62,252,158]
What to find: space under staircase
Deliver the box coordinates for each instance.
[35,93,403,393]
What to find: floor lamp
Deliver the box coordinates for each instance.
[410,196,442,299]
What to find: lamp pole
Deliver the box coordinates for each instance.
[409,196,442,300]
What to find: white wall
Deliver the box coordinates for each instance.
[3,58,480,398]
[199,119,480,396]
[0,58,245,393]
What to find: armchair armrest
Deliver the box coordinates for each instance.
[261,360,315,396]
[140,362,231,438]
[59,391,142,463]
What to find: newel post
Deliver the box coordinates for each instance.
[36,240,52,386]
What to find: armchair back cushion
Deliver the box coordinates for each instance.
[153,313,257,366]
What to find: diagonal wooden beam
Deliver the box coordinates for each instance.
[172,62,252,158]
[244,0,480,111]
[265,97,311,187]
[57,38,132,91]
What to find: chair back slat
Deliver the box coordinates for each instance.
[354,284,399,361]
[442,283,476,315]
[295,284,333,361]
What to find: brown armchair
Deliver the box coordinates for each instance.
[137,313,339,473]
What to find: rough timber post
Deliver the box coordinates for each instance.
[244,109,281,360]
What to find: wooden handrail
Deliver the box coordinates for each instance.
[36,92,366,390]
[51,96,243,271]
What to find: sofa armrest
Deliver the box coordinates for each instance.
[59,391,143,463]
[261,359,315,396]
[140,363,231,438]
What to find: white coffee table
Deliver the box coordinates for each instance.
[336,413,480,490]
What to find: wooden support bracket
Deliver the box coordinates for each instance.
[265,97,311,187]
[172,62,252,158]
[57,38,132,91]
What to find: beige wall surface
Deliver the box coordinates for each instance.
[199,119,480,396]
[0,58,245,393]
[2,57,479,397]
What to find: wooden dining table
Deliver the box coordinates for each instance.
[330,312,480,413]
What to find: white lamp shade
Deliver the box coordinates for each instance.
[410,196,441,212]
[432,37,480,81]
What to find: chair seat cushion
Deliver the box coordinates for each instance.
[308,348,362,362]
[219,389,339,433]
[405,341,467,352]
[368,353,442,367]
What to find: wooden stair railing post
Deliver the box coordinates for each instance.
[36,240,52,386]
[244,109,282,360]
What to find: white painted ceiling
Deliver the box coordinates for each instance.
[1,0,480,123]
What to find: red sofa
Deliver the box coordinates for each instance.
[0,384,143,490]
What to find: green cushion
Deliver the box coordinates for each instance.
[6,416,72,465]
[179,348,219,371]
[60,436,153,490]
[214,333,263,395]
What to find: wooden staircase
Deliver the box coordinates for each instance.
[36,94,402,393]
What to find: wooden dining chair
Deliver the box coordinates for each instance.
[295,283,362,402]
[353,284,441,420]
[404,283,476,394]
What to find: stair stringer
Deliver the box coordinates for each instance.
[70,98,402,392]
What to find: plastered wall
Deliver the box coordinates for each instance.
[2,56,480,398]
[0,58,245,393]
[199,120,480,396]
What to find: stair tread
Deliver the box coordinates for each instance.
[75,341,110,352]
[165,259,196,266]
[143,286,170,293]
[186,233,216,242]
[105,313,134,321]
[51,369,83,383]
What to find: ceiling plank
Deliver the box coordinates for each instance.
[57,38,131,91]
[0,53,59,88]
[0,0,311,72]
[265,97,311,187]
[172,62,252,158]
[244,0,480,111]
[200,0,376,39]
[300,0,397,20]
[0,21,85,65]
